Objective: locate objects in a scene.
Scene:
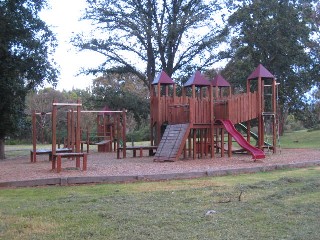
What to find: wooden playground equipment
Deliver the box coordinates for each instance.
[81,106,126,153]
[150,64,278,161]
[31,100,126,172]
[30,110,72,163]
[51,100,87,173]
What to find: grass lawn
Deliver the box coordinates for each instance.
[0,167,319,240]
[280,129,320,148]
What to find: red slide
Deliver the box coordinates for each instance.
[216,119,265,160]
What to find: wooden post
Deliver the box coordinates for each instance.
[192,85,196,98]
[67,111,72,149]
[272,79,277,153]
[150,84,154,146]
[75,100,81,167]
[228,132,232,157]
[86,125,90,153]
[32,110,37,162]
[116,112,121,158]
[200,129,203,158]
[215,86,218,99]
[257,77,263,149]
[122,109,127,158]
[103,114,107,138]
[69,109,76,158]
[188,131,192,157]
[247,120,251,143]
[209,85,214,158]
[157,83,161,145]
[220,128,224,157]
[193,129,197,159]
[261,78,265,149]
[51,100,57,157]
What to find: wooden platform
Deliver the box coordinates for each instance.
[30,148,72,162]
[52,152,88,173]
[117,146,157,159]
[154,123,190,162]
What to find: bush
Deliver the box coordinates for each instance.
[307,124,320,132]
[126,125,150,142]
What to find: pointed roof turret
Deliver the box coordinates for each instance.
[247,64,274,80]
[151,70,174,85]
[211,74,231,87]
[184,71,211,87]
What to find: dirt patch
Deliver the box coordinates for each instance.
[0,148,320,185]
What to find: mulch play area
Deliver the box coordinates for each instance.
[1,148,320,188]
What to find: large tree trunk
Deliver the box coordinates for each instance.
[0,137,5,159]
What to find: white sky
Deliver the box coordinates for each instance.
[40,0,105,91]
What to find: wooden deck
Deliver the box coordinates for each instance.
[30,148,72,162]
[117,146,158,159]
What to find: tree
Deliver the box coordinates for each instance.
[25,88,70,144]
[0,0,58,159]
[219,0,319,134]
[73,0,224,87]
[90,73,150,127]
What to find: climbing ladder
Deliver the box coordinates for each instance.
[154,123,190,162]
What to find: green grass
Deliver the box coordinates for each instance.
[0,167,319,240]
[280,129,320,148]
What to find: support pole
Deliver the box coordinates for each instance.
[272,80,277,153]
[122,109,127,158]
[32,110,37,162]
[75,99,81,167]
[51,100,57,156]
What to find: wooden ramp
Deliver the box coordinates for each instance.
[154,124,190,162]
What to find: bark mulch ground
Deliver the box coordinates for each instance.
[1,148,319,187]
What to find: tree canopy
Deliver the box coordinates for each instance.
[0,0,58,158]
[219,0,319,131]
[73,0,224,86]
[90,73,150,126]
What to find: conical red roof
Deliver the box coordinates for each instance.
[184,71,211,87]
[151,71,174,85]
[247,64,274,80]
[211,74,230,87]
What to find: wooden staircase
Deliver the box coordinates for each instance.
[154,124,190,162]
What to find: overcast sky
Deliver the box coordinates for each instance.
[40,0,104,91]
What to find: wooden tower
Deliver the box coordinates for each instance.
[246,64,278,153]
[150,65,277,161]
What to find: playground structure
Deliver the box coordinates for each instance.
[81,106,123,153]
[30,64,278,172]
[31,100,127,171]
[51,100,87,172]
[150,64,278,161]
[30,110,72,163]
